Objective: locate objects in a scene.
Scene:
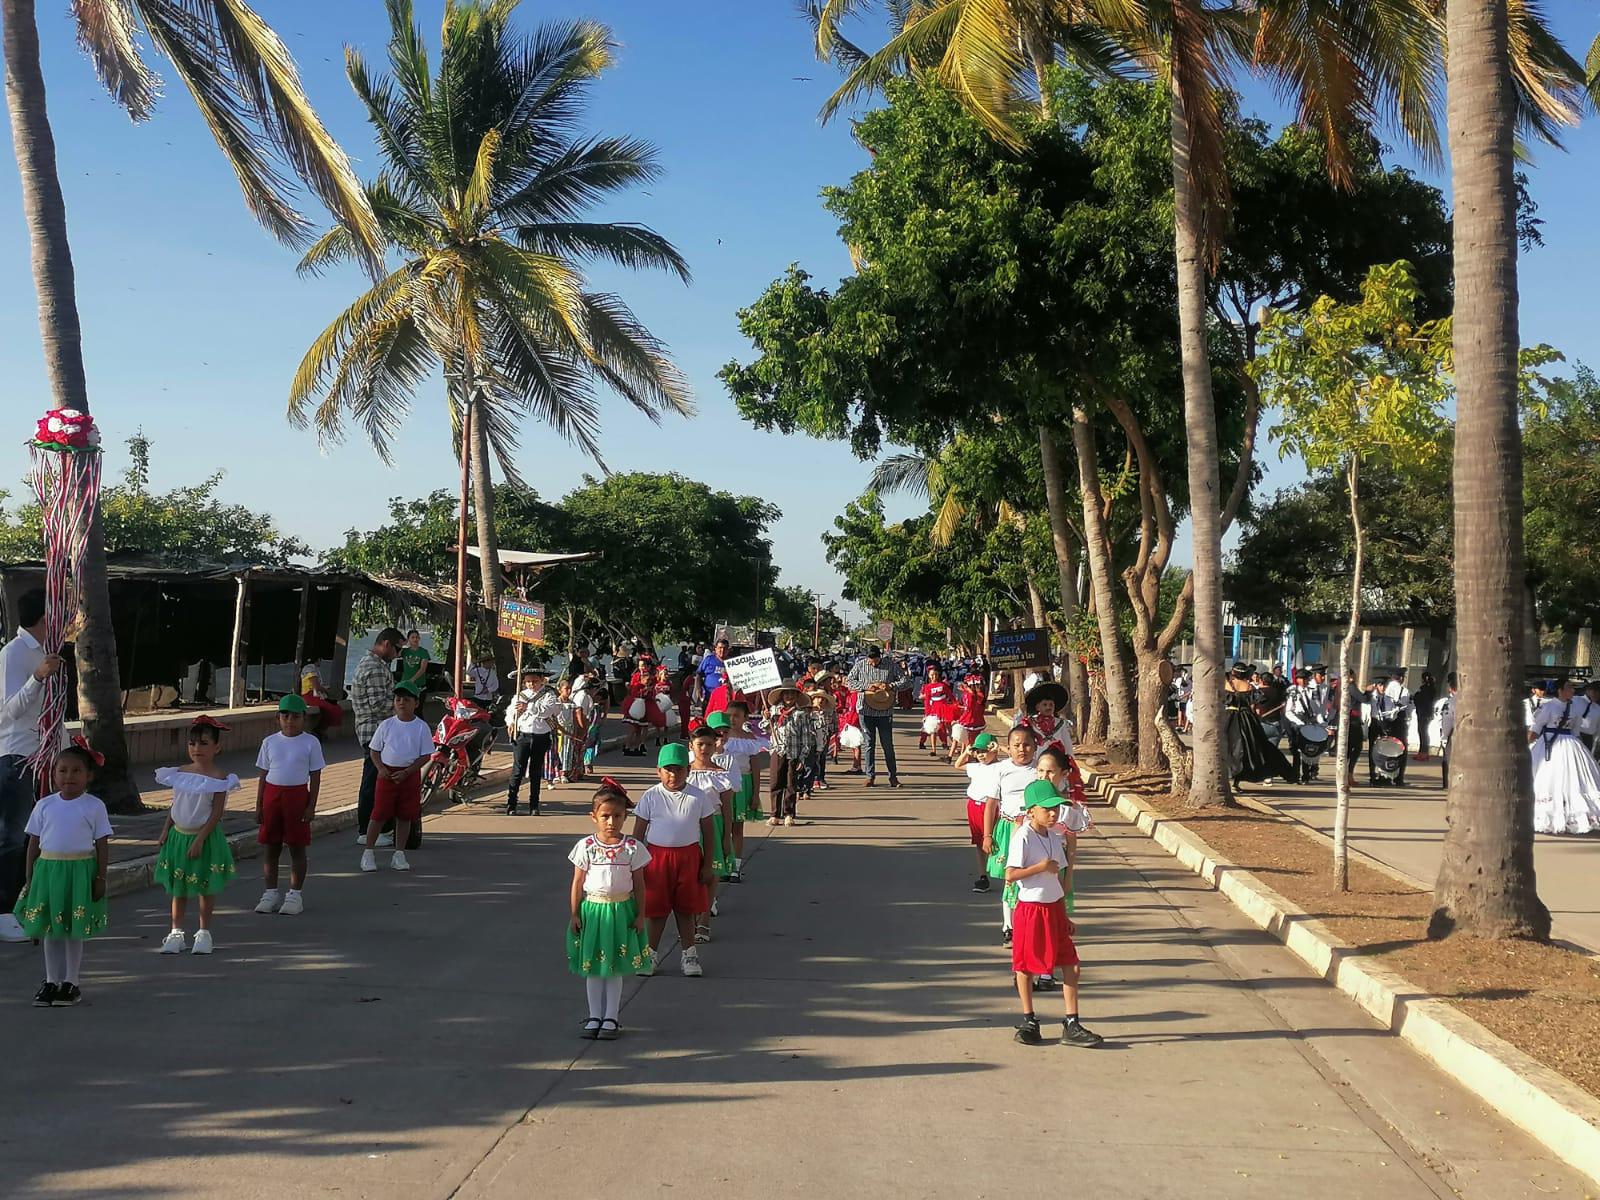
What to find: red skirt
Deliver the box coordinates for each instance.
[1011,900,1078,974]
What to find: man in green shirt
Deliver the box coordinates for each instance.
[396,630,431,694]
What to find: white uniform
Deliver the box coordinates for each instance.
[1530,696,1600,835]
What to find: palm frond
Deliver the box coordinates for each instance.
[494,135,663,225]
[346,46,432,194]
[511,221,691,282]
[476,239,592,358]
[578,291,695,420]
[482,304,605,463]
[463,128,501,225]
[499,19,615,152]
[868,452,933,497]
[819,0,966,126]
[288,264,419,422]
[73,0,159,119]
[1588,31,1600,105]
[318,310,433,459]
[929,490,968,547]
[1505,0,1586,147]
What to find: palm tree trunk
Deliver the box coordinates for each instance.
[1068,408,1136,761]
[1170,92,1231,810]
[466,394,516,688]
[1037,426,1091,734]
[3,0,137,812]
[1430,0,1547,940]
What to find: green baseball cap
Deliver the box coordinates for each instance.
[972,733,995,750]
[1023,779,1066,809]
[277,694,307,714]
[704,711,731,730]
[394,681,421,698]
[657,743,690,768]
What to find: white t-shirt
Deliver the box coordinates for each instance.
[688,766,733,799]
[568,835,651,896]
[155,768,241,830]
[26,792,113,855]
[634,782,720,848]
[989,758,1038,819]
[256,732,327,787]
[369,715,435,767]
[1006,822,1067,904]
[964,760,999,803]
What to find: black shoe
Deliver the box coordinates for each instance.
[1061,1019,1103,1048]
[506,806,518,815]
[33,981,57,1007]
[1001,928,1013,948]
[865,777,876,788]
[54,982,81,1007]
[728,871,742,884]
[1014,1016,1042,1045]
[888,778,903,789]
[531,806,541,816]
[973,875,991,893]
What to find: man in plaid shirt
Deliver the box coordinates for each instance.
[352,628,405,842]
[767,687,817,826]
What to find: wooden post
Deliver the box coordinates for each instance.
[293,582,312,670]
[1358,628,1372,689]
[228,572,251,708]
[1577,625,1594,671]
[330,584,354,697]
[1399,626,1415,685]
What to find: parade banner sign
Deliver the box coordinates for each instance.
[876,619,894,644]
[497,598,545,645]
[725,647,784,693]
[988,626,1052,670]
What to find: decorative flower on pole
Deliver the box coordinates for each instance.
[29,407,103,453]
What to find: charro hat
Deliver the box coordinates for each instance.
[1023,681,1069,715]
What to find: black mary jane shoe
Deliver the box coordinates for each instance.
[33,981,58,1008]
[596,1018,621,1041]
[581,1017,603,1040]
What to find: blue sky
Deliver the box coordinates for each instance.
[1,2,1596,625]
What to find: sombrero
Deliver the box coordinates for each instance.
[1023,680,1069,715]
[768,687,805,708]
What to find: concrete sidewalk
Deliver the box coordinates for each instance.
[0,716,1586,1199]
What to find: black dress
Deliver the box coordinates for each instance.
[1225,686,1296,784]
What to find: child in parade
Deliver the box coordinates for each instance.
[688,725,736,940]
[716,702,770,875]
[919,664,956,754]
[254,694,325,915]
[766,686,816,827]
[954,733,1001,892]
[568,779,652,1040]
[15,740,111,1007]
[154,715,239,954]
[1016,680,1073,759]
[807,685,838,792]
[1008,780,1103,1047]
[953,672,988,762]
[632,743,720,977]
[983,725,1042,948]
[360,683,434,873]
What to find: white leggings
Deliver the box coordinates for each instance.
[43,938,84,984]
[1001,896,1013,931]
[585,976,623,1021]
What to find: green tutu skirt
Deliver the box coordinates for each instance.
[567,897,653,977]
[703,810,736,876]
[14,855,107,939]
[733,773,763,822]
[985,819,1016,880]
[154,827,237,898]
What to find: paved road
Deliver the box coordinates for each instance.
[0,717,1587,1198]
[1240,765,1600,951]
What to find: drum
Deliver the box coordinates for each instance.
[1373,735,1406,761]
[1298,724,1329,749]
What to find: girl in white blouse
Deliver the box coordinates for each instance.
[153,716,241,955]
[567,780,652,1040]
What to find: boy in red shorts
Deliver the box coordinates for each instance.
[254,694,326,915]
[360,683,434,874]
[632,743,719,977]
[953,732,1000,893]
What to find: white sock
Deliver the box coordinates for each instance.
[604,976,623,1021]
[43,939,65,985]
[1001,899,1013,931]
[585,976,605,1020]
[63,939,84,984]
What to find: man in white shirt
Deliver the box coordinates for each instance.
[506,669,563,815]
[1370,670,1412,785]
[0,590,65,942]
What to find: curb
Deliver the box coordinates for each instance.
[1080,764,1600,1190]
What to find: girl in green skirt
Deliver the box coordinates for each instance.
[567,780,653,1040]
[688,724,735,943]
[15,741,112,1007]
[153,716,240,955]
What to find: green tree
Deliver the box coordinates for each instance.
[1522,366,1600,637]
[1254,261,1452,891]
[289,0,692,681]
[2,0,380,806]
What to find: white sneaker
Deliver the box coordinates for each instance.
[278,890,304,916]
[191,929,214,955]
[355,832,367,845]
[390,851,411,871]
[360,850,377,873]
[784,815,796,827]
[680,948,703,978]
[376,832,396,849]
[254,890,282,914]
[158,929,186,954]
[0,913,30,943]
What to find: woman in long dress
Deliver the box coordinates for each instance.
[1530,678,1600,835]
[1224,662,1296,786]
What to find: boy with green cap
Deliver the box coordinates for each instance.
[954,733,1001,892]
[632,742,720,977]
[1007,780,1102,1048]
[253,693,326,915]
[360,683,434,874]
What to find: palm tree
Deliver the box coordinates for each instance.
[290,0,693,681]
[2,0,379,810]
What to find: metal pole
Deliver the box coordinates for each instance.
[814,594,820,652]
[453,399,473,699]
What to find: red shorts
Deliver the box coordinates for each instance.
[642,842,707,919]
[373,770,423,824]
[1011,900,1079,974]
[966,799,989,848]
[258,782,312,847]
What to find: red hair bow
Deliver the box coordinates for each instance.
[191,714,231,733]
[70,734,105,767]
[598,775,629,800]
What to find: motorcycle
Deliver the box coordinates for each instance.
[420,696,498,806]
